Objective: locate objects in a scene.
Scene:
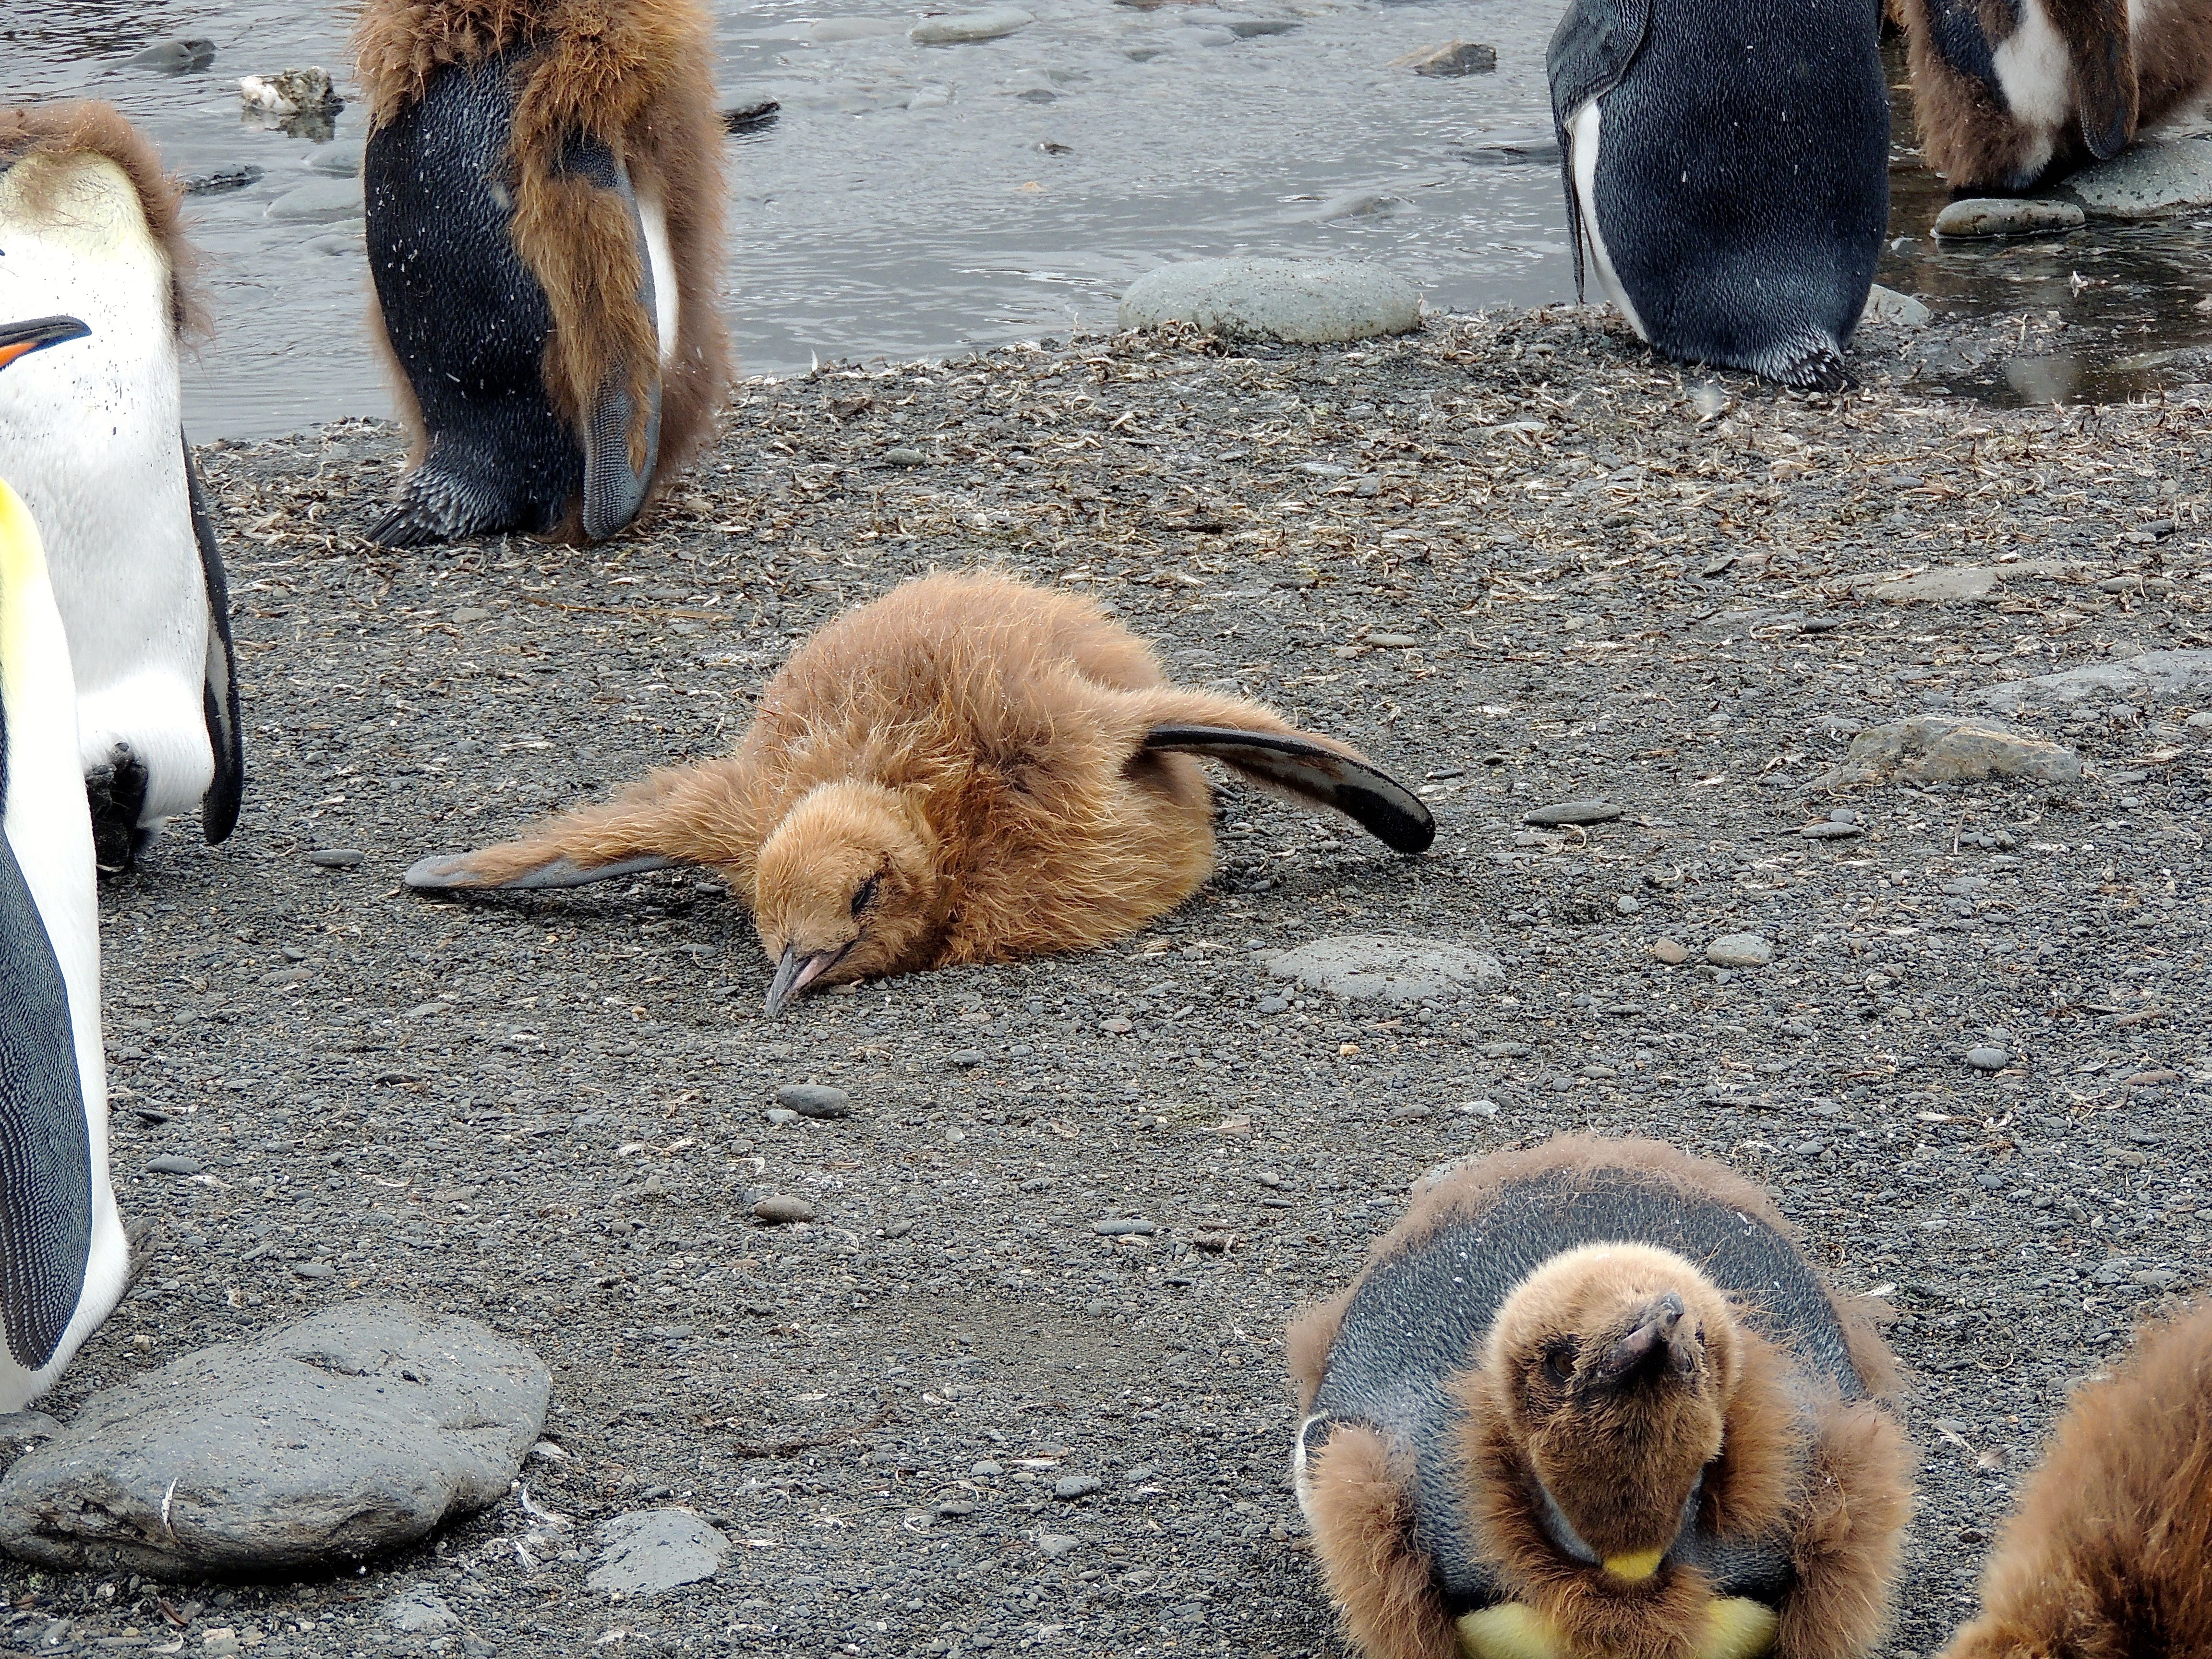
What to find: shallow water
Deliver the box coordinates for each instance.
[8,1,2210,439]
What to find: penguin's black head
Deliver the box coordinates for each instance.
[0,315,90,375]
[1482,1241,1742,1571]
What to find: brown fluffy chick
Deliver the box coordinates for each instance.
[1941,1302,2212,1659]
[406,571,1432,1010]
[1286,1136,1912,1659]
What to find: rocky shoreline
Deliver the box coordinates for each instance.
[0,306,2204,1655]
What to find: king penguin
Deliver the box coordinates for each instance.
[1547,0,1891,390]
[0,102,244,871]
[0,313,131,1411]
[355,0,732,547]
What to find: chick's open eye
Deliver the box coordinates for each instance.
[1542,1342,1577,1386]
[851,874,880,917]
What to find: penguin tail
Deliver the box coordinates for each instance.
[370,459,525,548]
[404,758,753,894]
[1759,332,1852,393]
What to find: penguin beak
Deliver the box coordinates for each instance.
[764,942,850,1018]
[0,315,91,374]
[1597,1293,1688,1384]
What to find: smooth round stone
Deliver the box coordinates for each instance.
[0,1305,548,1576]
[307,142,365,178]
[1966,1046,2011,1071]
[752,1195,816,1225]
[775,1082,851,1119]
[586,1510,728,1595]
[265,178,362,224]
[131,37,215,72]
[1266,935,1503,1003]
[1649,938,1689,965]
[1704,933,1775,969]
[762,1107,801,1127]
[306,847,363,868]
[911,7,1034,44]
[1051,1475,1102,1500]
[1522,799,1621,826]
[2065,135,2212,219]
[1932,198,2084,239]
[1119,258,1419,344]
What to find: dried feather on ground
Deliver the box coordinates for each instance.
[405,571,1434,1010]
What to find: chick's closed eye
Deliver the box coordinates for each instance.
[850,873,879,917]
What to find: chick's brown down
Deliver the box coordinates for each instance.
[406,572,1432,1003]
[1941,1302,2212,1659]
[1286,1137,1912,1659]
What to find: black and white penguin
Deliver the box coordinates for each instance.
[355,0,732,547]
[1286,1137,1912,1659]
[0,313,132,1410]
[1547,0,1892,390]
[0,103,245,871]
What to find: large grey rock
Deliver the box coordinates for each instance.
[911,7,1032,44]
[588,1509,728,1595]
[2064,135,2212,218]
[1120,259,1419,344]
[1860,284,1932,328]
[1970,649,2212,711]
[1819,717,2081,788]
[1392,40,1496,75]
[1266,936,1503,1003]
[0,1303,549,1577]
[1933,197,2084,238]
[265,177,361,224]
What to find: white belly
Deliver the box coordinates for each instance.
[1568,100,1649,343]
[0,153,213,822]
[638,188,679,365]
[1991,0,2069,174]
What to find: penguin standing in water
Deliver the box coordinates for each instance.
[1547,0,1891,389]
[1286,1138,1912,1659]
[354,0,732,546]
[0,103,245,870]
[0,313,131,1410]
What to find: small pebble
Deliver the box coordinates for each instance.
[884,446,928,467]
[1481,1040,1532,1058]
[1038,1532,1080,1558]
[1051,1475,1102,1501]
[1650,938,1690,965]
[452,606,492,624]
[1091,1218,1156,1237]
[1521,799,1621,827]
[1615,893,1641,915]
[948,1048,986,1068]
[145,1155,204,1176]
[1256,995,1289,1014]
[1966,1046,2011,1071]
[751,1195,816,1226]
[307,848,364,868]
[1101,1016,1135,1034]
[762,1107,801,1127]
[1705,933,1774,969]
[775,1082,852,1119]
[972,1460,1004,1478]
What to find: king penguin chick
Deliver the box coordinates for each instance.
[355,0,731,546]
[1940,1302,2212,1659]
[0,103,245,871]
[0,314,132,1408]
[1286,1137,1912,1659]
[404,571,1435,1010]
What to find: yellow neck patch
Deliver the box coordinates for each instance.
[1602,1549,1665,1582]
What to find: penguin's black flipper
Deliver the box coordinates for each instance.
[403,851,682,892]
[184,433,245,844]
[1141,726,1437,855]
[0,838,95,1373]
[1546,0,1652,302]
[558,134,663,544]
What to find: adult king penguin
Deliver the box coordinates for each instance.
[355,0,732,547]
[0,104,245,871]
[0,314,132,1410]
[1547,0,1891,390]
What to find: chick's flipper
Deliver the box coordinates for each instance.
[404,850,681,890]
[1139,713,1436,855]
[402,761,745,892]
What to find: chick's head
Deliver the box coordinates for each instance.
[1484,1241,1741,1567]
[755,781,941,1012]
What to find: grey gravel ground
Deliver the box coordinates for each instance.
[3,307,2207,1657]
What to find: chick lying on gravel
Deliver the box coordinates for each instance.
[1288,1136,1912,1659]
[404,571,1433,1011]
[1941,1302,2212,1659]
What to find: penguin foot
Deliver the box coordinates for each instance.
[1760,334,1851,393]
[85,744,152,876]
[369,466,520,548]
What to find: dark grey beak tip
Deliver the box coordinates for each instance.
[0,314,93,356]
[764,943,801,1019]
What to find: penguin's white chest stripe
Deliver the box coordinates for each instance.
[1991,0,2074,133]
[638,190,679,365]
[1567,100,1649,343]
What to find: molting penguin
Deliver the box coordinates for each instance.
[1286,1137,1912,1659]
[1940,1302,2212,1659]
[355,0,733,547]
[0,103,245,871]
[1547,0,1892,390]
[0,314,132,1410]
[1898,0,2212,192]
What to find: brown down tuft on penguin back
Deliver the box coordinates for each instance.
[1940,1302,2212,1659]
[0,100,204,340]
[354,0,732,513]
[1301,1424,1462,1659]
[1779,1396,1914,1659]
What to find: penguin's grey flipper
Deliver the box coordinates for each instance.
[1141,726,1437,855]
[0,838,95,1372]
[558,134,663,544]
[403,850,681,892]
[1546,0,1651,302]
[183,434,244,844]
